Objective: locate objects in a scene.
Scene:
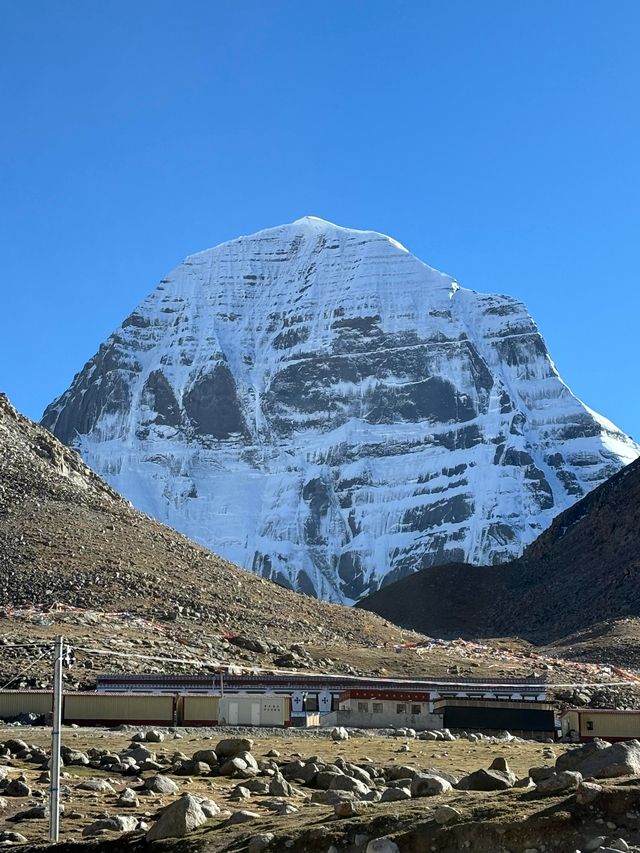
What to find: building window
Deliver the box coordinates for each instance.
[357,702,369,713]
[396,703,406,714]
[586,720,594,731]
[411,704,422,715]
[372,702,383,713]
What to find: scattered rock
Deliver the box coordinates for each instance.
[575,781,604,806]
[82,815,137,836]
[146,794,208,841]
[117,787,140,808]
[434,804,462,825]
[4,780,30,798]
[457,768,515,791]
[366,839,400,853]
[146,730,165,743]
[215,738,253,759]
[144,775,178,795]
[559,740,640,779]
[331,727,349,742]
[0,833,27,844]
[226,809,260,825]
[536,770,583,794]
[334,800,371,817]
[248,833,275,853]
[192,749,218,767]
[380,787,411,802]
[410,773,452,798]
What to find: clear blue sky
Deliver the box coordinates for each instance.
[1,1,638,439]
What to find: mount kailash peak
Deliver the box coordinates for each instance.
[42,217,639,602]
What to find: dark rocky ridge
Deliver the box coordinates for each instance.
[357,456,640,645]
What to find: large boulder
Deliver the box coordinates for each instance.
[366,839,400,853]
[3,740,29,755]
[226,810,260,825]
[281,760,307,780]
[197,798,221,819]
[529,765,556,784]
[236,751,259,771]
[83,816,137,836]
[146,730,165,743]
[346,764,373,785]
[434,805,462,825]
[125,745,156,764]
[536,770,583,794]
[410,773,452,797]
[334,801,371,818]
[144,774,179,795]
[457,768,515,791]
[558,740,640,779]
[192,749,218,767]
[386,765,419,781]
[77,779,115,793]
[314,770,344,790]
[268,774,292,797]
[310,789,358,805]
[329,775,371,798]
[220,756,249,777]
[555,740,610,773]
[423,767,460,786]
[146,794,208,841]
[5,779,31,798]
[63,749,90,766]
[331,727,349,741]
[215,738,253,759]
[380,787,411,802]
[117,788,140,808]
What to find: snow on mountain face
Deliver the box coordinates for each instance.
[42,217,639,602]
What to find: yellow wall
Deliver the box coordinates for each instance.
[580,713,640,739]
[0,691,52,717]
[64,693,174,723]
[181,695,219,724]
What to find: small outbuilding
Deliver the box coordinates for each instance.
[336,689,441,730]
[218,694,291,727]
[433,697,556,737]
[560,708,640,743]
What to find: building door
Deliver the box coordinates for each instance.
[228,702,239,725]
[251,702,261,726]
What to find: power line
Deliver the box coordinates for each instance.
[0,647,52,690]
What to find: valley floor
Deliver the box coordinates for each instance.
[2,726,640,853]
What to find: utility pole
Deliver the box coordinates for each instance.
[49,635,63,843]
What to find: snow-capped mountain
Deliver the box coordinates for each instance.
[42,217,639,602]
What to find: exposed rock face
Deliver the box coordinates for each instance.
[42,217,638,602]
[357,454,640,643]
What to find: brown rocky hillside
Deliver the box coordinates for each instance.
[0,392,421,681]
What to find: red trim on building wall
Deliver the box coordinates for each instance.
[339,690,430,702]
